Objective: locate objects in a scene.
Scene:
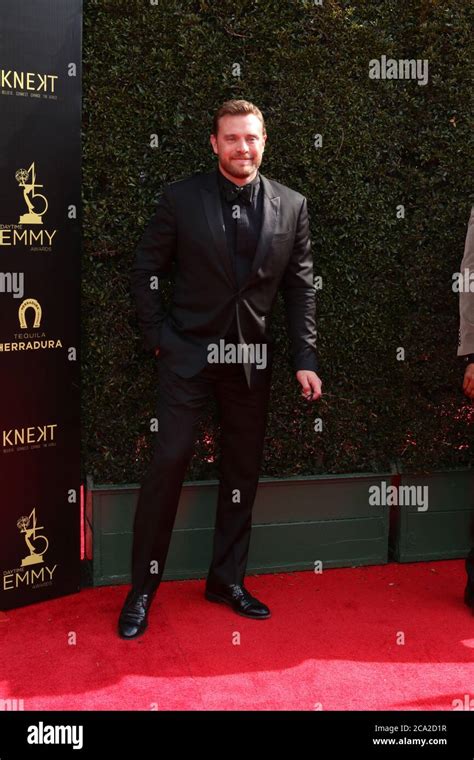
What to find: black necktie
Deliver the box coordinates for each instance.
[222,182,253,205]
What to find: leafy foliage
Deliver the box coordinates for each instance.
[82,0,473,483]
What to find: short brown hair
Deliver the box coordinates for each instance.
[211,99,266,137]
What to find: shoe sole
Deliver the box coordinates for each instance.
[205,590,271,619]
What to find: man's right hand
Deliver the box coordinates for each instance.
[463,363,474,399]
[154,347,160,358]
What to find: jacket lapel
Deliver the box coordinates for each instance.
[200,172,234,286]
[248,174,280,285]
[200,170,280,289]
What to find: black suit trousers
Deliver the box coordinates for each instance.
[131,355,273,592]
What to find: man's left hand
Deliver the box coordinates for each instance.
[296,370,322,401]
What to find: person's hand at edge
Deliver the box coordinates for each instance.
[463,362,474,399]
[296,370,322,401]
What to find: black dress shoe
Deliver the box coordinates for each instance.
[205,582,271,619]
[464,583,474,612]
[464,551,474,613]
[118,587,157,639]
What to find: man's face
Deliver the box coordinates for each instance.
[210,113,266,185]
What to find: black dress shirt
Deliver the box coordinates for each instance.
[217,166,264,342]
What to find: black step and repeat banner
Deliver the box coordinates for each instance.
[0,1,82,610]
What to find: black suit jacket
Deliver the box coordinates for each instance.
[130,169,319,386]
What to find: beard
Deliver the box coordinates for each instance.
[219,155,261,181]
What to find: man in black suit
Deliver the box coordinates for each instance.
[118,99,322,639]
[457,206,474,611]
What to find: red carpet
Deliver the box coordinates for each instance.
[1,561,473,711]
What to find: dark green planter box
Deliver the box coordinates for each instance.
[85,473,391,587]
[389,469,474,562]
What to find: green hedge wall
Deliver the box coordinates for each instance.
[82,0,473,484]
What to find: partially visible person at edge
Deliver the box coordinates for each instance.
[457,206,474,612]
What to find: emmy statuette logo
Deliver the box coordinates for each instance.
[15,162,49,225]
[3,507,58,591]
[0,160,57,250]
[17,508,49,567]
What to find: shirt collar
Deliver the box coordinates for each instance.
[216,165,260,200]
